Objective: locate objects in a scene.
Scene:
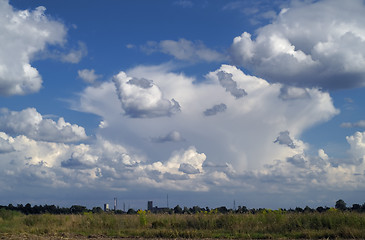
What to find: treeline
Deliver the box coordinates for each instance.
[168,199,365,214]
[0,203,89,215]
[1,199,364,215]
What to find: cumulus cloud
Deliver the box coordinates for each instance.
[346,131,365,161]
[1,127,364,198]
[0,108,87,142]
[78,69,101,83]
[0,133,207,191]
[278,86,310,101]
[230,0,365,90]
[0,133,14,153]
[286,154,306,167]
[142,146,206,183]
[54,63,363,200]
[0,133,137,189]
[179,163,200,174]
[152,131,184,143]
[78,63,338,173]
[0,1,66,95]
[217,71,247,99]
[113,71,181,118]
[274,131,295,149]
[203,103,227,116]
[0,65,362,198]
[61,145,98,169]
[142,38,225,62]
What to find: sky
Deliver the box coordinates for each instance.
[1,0,365,210]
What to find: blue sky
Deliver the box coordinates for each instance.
[1,0,365,210]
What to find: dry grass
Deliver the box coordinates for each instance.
[1,209,365,239]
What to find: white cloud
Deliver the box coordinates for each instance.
[0,129,210,192]
[0,132,14,153]
[78,69,101,83]
[0,108,87,143]
[10,62,346,196]
[60,41,87,63]
[126,44,135,49]
[61,144,98,169]
[230,0,365,90]
[142,38,226,62]
[0,77,363,198]
[77,63,338,174]
[113,71,181,118]
[75,81,121,118]
[1,127,363,198]
[346,131,365,161]
[0,1,66,96]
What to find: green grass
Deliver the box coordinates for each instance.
[0,209,365,239]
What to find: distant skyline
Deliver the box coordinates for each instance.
[1,0,365,210]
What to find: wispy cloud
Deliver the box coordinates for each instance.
[141,38,226,63]
[341,120,365,128]
[60,41,87,63]
[174,0,193,8]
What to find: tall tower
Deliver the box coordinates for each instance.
[148,201,153,211]
[104,203,109,212]
[114,197,117,211]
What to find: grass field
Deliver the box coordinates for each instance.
[1,208,365,239]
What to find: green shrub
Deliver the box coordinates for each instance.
[0,208,21,221]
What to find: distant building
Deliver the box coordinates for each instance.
[104,203,109,212]
[147,201,153,211]
[147,201,169,213]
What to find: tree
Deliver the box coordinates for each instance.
[191,206,202,214]
[335,199,347,211]
[70,205,87,214]
[24,203,32,214]
[316,206,325,213]
[304,206,314,213]
[173,205,182,214]
[216,206,228,214]
[92,207,103,214]
[237,205,248,213]
[127,208,136,214]
[352,204,361,212]
[295,207,303,213]
[183,206,190,214]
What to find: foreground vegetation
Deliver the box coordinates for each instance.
[1,208,365,239]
